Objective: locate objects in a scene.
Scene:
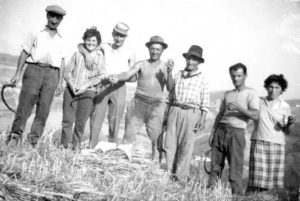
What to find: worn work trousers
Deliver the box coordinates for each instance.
[61,87,96,149]
[123,94,165,154]
[89,83,126,147]
[164,106,201,182]
[208,123,246,195]
[10,64,59,145]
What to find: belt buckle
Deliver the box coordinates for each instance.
[39,63,56,70]
[182,105,190,110]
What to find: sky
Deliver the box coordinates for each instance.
[0,0,300,99]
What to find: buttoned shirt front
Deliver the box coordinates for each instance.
[171,69,210,112]
[22,26,65,68]
[64,48,106,92]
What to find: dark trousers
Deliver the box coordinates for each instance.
[208,123,246,195]
[10,64,59,144]
[61,87,96,149]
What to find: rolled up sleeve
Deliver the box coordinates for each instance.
[21,32,35,55]
[200,79,210,112]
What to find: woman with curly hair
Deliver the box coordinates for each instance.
[61,27,108,150]
[247,74,296,192]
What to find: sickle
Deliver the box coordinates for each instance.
[1,84,17,113]
[203,149,211,175]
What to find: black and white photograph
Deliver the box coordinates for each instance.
[0,0,299,200]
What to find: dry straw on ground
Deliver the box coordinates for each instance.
[0,129,279,201]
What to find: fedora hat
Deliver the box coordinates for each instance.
[113,22,129,36]
[145,35,168,49]
[45,5,66,16]
[183,45,205,63]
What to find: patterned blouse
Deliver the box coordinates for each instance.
[64,48,106,92]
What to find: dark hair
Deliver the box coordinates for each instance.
[264,74,288,92]
[82,27,101,46]
[229,63,247,75]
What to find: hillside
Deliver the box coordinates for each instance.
[0,53,18,67]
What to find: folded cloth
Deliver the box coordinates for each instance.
[94,141,117,152]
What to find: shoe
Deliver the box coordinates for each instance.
[7,133,21,148]
[27,134,39,148]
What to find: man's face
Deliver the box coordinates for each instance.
[230,68,247,88]
[84,36,98,52]
[148,44,164,61]
[185,55,200,72]
[47,12,63,30]
[112,31,127,47]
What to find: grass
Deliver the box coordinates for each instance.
[0,129,283,201]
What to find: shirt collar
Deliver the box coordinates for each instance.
[42,26,62,37]
[181,68,202,78]
[262,96,284,107]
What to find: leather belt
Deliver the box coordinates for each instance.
[170,102,199,110]
[28,63,59,70]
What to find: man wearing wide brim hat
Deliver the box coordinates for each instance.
[182,45,204,63]
[7,5,67,148]
[108,35,174,160]
[163,45,209,183]
[76,22,136,147]
[145,35,168,49]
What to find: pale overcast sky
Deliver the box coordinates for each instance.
[0,0,300,99]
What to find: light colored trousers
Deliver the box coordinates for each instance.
[89,83,126,148]
[164,106,201,181]
[123,94,165,154]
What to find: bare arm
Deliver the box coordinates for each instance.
[194,110,208,132]
[127,74,137,82]
[165,60,174,92]
[126,59,138,82]
[59,59,65,85]
[115,63,141,82]
[122,54,137,82]
[227,102,259,121]
[10,50,30,86]
[55,58,65,96]
[283,116,296,135]
[77,43,102,68]
[166,71,174,92]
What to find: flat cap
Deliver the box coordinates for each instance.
[45,5,66,16]
[113,22,129,36]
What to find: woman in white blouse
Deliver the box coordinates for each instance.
[247,74,296,192]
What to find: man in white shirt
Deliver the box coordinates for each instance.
[7,5,66,147]
[82,22,136,147]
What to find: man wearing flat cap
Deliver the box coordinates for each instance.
[7,5,66,147]
[164,45,210,183]
[79,22,136,147]
[111,35,174,160]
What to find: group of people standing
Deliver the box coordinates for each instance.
[5,4,296,196]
